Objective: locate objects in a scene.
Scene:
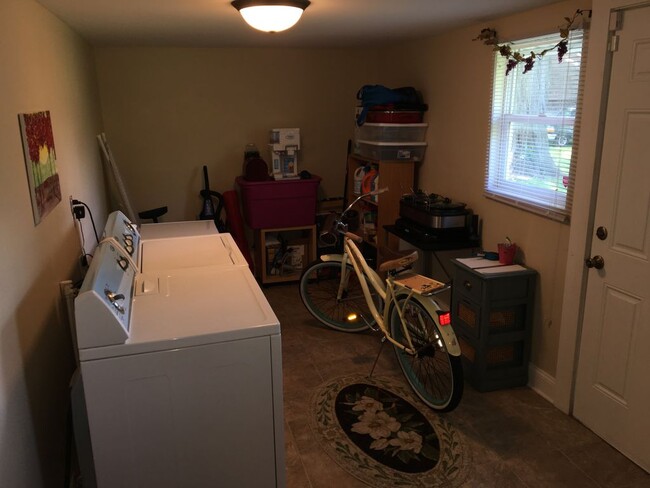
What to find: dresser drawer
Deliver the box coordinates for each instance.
[488,274,533,301]
[453,296,481,340]
[454,268,483,303]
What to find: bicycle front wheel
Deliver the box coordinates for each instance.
[390,297,463,411]
[299,260,377,332]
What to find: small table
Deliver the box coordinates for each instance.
[450,258,537,392]
[384,225,481,281]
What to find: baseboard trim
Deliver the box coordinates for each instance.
[528,363,556,404]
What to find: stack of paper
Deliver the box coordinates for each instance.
[456,257,527,274]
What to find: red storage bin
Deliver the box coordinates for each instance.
[236,176,321,229]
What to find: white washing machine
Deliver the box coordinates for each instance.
[139,219,219,240]
[73,214,285,487]
[101,210,248,275]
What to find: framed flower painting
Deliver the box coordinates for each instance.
[18,111,61,225]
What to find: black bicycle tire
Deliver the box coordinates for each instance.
[390,296,463,411]
[299,260,378,332]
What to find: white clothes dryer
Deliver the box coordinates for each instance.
[73,218,284,487]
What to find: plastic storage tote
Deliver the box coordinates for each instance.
[353,140,427,161]
[236,175,321,229]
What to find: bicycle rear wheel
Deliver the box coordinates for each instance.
[299,260,378,332]
[390,297,463,411]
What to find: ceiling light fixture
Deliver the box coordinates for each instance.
[231,0,311,33]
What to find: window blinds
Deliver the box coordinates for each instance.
[485,29,587,222]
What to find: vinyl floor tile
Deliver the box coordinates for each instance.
[263,283,650,488]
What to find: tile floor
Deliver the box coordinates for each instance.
[262,283,650,488]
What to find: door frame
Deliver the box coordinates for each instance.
[555,0,650,413]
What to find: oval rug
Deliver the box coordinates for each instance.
[310,374,470,488]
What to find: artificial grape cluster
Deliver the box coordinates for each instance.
[557,40,569,63]
[474,9,585,75]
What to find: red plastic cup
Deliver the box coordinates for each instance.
[498,243,517,265]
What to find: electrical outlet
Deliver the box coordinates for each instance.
[59,280,74,296]
[69,195,75,217]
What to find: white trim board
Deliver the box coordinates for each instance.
[528,363,556,405]
[555,0,650,414]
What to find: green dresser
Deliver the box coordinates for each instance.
[450,259,537,392]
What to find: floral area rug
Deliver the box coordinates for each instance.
[310,374,470,487]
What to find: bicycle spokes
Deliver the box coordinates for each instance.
[299,261,379,332]
[414,342,437,358]
[389,297,463,411]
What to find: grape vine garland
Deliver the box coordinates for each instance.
[474,9,587,75]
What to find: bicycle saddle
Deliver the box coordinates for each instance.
[378,250,418,273]
[138,206,168,223]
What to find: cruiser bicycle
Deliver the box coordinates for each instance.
[299,188,463,411]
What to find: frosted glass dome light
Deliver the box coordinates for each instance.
[231,0,311,33]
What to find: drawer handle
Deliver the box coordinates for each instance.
[463,280,472,290]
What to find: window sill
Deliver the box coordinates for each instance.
[484,191,570,224]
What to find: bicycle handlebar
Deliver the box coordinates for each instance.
[369,187,389,196]
[330,187,391,238]
[343,232,363,243]
[341,187,389,218]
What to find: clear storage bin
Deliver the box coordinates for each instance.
[353,140,427,161]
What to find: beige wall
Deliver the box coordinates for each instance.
[0,0,107,485]
[94,47,383,221]
[381,0,589,375]
[93,1,589,376]
[0,1,595,484]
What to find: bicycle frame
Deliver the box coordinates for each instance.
[301,188,464,411]
[322,233,460,357]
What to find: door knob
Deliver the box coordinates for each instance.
[585,255,605,269]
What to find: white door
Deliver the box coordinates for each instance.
[574,4,650,472]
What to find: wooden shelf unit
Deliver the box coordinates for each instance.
[254,225,317,284]
[345,154,415,257]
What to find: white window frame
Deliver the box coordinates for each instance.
[485,31,585,222]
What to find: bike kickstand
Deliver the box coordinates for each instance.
[368,336,387,378]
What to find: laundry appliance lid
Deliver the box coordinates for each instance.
[139,233,247,273]
[139,220,218,241]
[78,265,279,361]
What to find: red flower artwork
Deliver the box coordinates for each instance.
[22,112,56,163]
[19,110,61,225]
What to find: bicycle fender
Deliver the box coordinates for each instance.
[437,322,462,357]
[396,293,462,357]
